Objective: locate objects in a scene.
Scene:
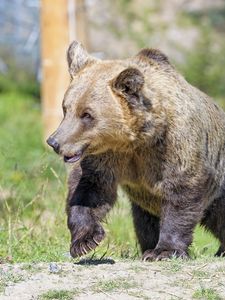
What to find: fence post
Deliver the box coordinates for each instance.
[41,0,69,141]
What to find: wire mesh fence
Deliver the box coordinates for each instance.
[0,0,40,76]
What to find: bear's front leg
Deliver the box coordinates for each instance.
[142,175,206,261]
[66,155,117,258]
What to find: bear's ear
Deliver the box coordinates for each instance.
[111,67,145,107]
[136,48,170,64]
[67,41,95,78]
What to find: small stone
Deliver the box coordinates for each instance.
[49,262,60,273]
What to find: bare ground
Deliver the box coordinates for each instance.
[0,258,225,300]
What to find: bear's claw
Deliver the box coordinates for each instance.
[70,229,105,258]
[142,248,189,262]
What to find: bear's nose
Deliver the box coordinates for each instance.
[46,136,60,154]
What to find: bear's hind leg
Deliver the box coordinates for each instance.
[132,203,160,253]
[201,198,225,257]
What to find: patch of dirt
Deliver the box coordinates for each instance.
[0,258,225,299]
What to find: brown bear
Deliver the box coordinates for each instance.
[47,41,225,261]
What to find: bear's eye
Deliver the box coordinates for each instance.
[80,112,92,120]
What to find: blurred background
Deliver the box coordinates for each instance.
[0,0,225,262]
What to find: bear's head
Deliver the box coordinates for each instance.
[47,41,168,163]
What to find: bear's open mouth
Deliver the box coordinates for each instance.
[63,144,89,163]
[64,150,83,163]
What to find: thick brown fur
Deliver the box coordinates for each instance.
[47,41,225,260]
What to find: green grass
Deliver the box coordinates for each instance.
[93,277,136,293]
[39,290,75,300]
[193,287,222,300]
[0,92,68,262]
[0,92,222,262]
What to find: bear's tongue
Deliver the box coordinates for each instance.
[64,150,82,163]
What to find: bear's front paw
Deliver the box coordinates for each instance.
[68,206,105,258]
[70,222,105,258]
[142,248,189,262]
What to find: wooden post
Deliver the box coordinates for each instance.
[41,0,88,141]
[41,0,69,141]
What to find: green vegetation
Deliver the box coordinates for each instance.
[0,73,40,99]
[0,91,222,262]
[39,290,75,300]
[193,287,222,300]
[181,27,225,107]
[93,277,136,293]
[0,92,68,262]
[0,49,40,99]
